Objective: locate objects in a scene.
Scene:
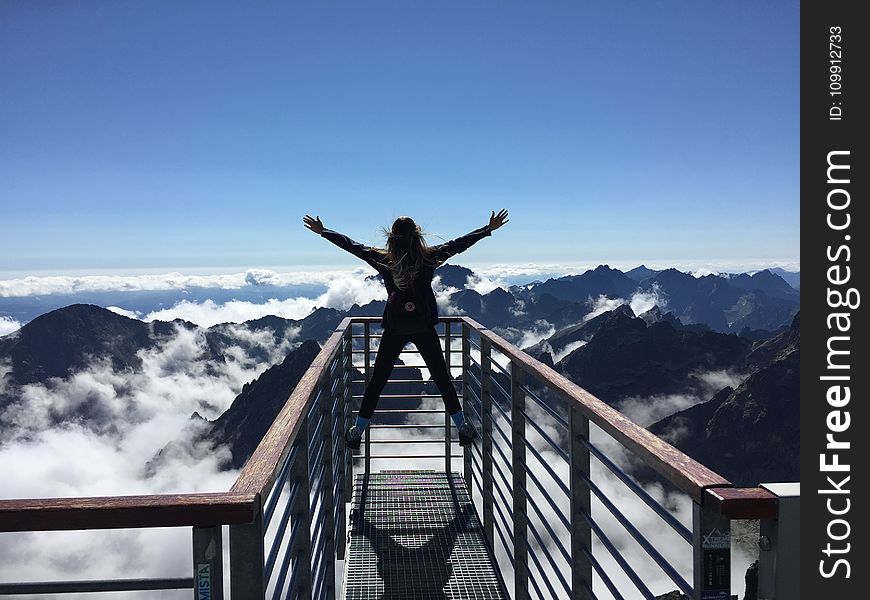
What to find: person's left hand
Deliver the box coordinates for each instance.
[488,209,509,231]
[303,215,325,234]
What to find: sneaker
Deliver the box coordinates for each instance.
[457,420,478,447]
[344,425,362,450]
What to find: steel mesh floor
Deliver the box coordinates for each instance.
[344,470,508,600]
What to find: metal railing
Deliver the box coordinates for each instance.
[0,316,797,599]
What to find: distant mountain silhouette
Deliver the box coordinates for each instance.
[727,269,799,301]
[768,267,800,290]
[528,265,639,303]
[0,304,170,386]
[635,269,798,332]
[625,264,660,282]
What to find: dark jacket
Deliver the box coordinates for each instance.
[320,225,492,330]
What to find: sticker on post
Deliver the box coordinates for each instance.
[702,528,730,549]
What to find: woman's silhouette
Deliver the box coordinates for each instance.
[303,210,509,449]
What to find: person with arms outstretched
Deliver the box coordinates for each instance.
[303,210,509,449]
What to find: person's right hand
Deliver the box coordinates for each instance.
[303,215,325,235]
[488,209,509,231]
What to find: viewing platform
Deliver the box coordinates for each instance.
[345,471,507,599]
[0,316,799,599]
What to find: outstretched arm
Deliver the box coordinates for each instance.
[431,209,509,264]
[303,215,383,268]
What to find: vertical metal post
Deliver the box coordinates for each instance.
[229,495,264,599]
[288,421,313,600]
[363,321,371,478]
[510,363,530,600]
[693,498,731,600]
[193,525,224,600]
[444,320,452,475]
[569,406,592,599]
[343,325,354,504]
[461,322,473,494]
[335,328,350,560]
[319,358,338,599]
[480,335,495,550]
[758,482,800,600]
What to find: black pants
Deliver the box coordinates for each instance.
[359,326,462,419]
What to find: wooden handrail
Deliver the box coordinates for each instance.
[0,492,257,532]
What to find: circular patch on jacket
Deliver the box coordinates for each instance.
[404,301,416,312]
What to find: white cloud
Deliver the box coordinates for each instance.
[464,273,508,295]
[552,339,587,363]
[142,276,386,328]
[616,393,706,428]
[615,369,746,428]
[584,295,627,321]
[0,268,372,298]
[493,320,555,351]
[106,306,142,319]
[583,286,667,324]
[0,316,22,337]
[630,284,667,316]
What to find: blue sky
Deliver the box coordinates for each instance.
[1,1,799,274]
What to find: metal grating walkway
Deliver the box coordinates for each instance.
[344,470,508,600]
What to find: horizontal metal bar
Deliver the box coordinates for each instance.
[265,512,301,582]
[263,445,299,528]
[350,378,461,385]
[366,439,457,444]
[583,508,657,600]
[487,403,513,442]
[525,527,565,600]
[489,374,512,405]
[583,545,623,600]
[524,439,571,497]
[521,408,569,462]
[351,334,449,339]
[581,436,692,544]
[0,578,193,594]
[527,569,547,600]
[525,460,570,531]
[489,443,515,497]
[350,394,448,400]
[488,355,512,379]
[524,487,571,564]
[464,365,483,390]
[521,383,569,429]
[366,408,449,414]
[282,550,303,600]
[351,348,441,356]
[368,424,447,429]
[526,517,571,596]
[490,490,516,558]
[581,472,693,597]
[307,414,325,453]
[353,454,464,459]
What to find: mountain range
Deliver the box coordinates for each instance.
[0,262,799,490]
